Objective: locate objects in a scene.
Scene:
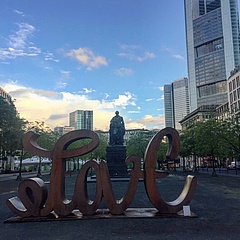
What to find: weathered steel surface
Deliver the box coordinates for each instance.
[100,154,142,215]
[144,127,197,213]
[6,127,197,220]
[6,177,47,217]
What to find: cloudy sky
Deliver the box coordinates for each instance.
[0,0,189,130]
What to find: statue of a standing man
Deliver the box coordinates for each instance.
[109,111,125,145]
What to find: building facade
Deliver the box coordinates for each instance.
[179,104,218,130]
[96,128,159,146]
[184,0,240,111]
[54,126,75,136]
[227,66,240,115]
[0,87,12,103]
[164,78,190,130]
[164,84,174,128]
[69,110,93,130]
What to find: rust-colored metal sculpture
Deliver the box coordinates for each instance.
[6,127,197,220]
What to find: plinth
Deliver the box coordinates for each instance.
[106,145,128,177]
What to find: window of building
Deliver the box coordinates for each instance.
[195,38,223,58]
[233,90,237,101]
[229,81,232,92]
[206,0,221,13]
[230,93,233,104]
[233,79,236,89]
[237,76,240,87]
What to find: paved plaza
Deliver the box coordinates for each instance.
[0,169,240,239]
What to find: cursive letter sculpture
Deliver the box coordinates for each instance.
[6,127,197,218]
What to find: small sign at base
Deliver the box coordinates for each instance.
[183,206,191,216]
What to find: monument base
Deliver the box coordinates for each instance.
[4,208,197,223]
[106,145,128,177]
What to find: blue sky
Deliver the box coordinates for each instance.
[0,0,188,130]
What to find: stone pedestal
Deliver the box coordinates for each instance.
[106,145,128,177]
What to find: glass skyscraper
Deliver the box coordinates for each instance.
[184,0,240,111]
[164,84,174,128]
[164,78,190,130]
[69,110,93,131]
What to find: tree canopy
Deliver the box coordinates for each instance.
[0,96,26,157]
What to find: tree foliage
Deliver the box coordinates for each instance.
[126,131,154,158]
[217,114,240,160]
[126,130,168,162]
[180,116,239,174]
[0,96,26,156]
[23,121,59,157]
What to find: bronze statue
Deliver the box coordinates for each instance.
[109,111,125,145]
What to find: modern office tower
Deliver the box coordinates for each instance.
[164,84,174,128]
[184,0,240,111]
[164,78,190,130]
[69,110,93,130]
[173,78,190,129]
[83,110,93,131]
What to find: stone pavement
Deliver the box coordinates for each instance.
[1,170,240,240]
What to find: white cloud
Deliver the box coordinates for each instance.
[146,98,154,102]
[82,88,96,94]
[2,83,142,131]
[158,86,164,91]
[60,70,71,79]
[44,52,59,62]
[105,92,137,109]
[161,46,185,61]
[157,95,164,101]
[128,110,141,114]
[173,54,184,60]
[8,23,34,49]
[0,22,40,60]
[126,114,165,129]
[65,48,108,70]
[14,10,25,17]
[117,44,155,62]
[55,81,67,89]
[117,51,155,62]
[115,68,133,76]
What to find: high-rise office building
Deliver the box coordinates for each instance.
[184,0,240,111]
[83,110,93,130]
[69,110,93,130]
[164,84,174,128]
[164,78,190,130]
[173,78,190,129]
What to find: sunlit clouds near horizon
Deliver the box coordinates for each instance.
[0,0,189,130]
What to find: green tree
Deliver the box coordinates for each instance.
[217,114,240,169]
[23,121,59,176]
[194,119,223,176]
[92,132,108,160]
[126,130,155,159]
[0,96,26,170]
[180,126,198,171]
[180,131,193,171]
